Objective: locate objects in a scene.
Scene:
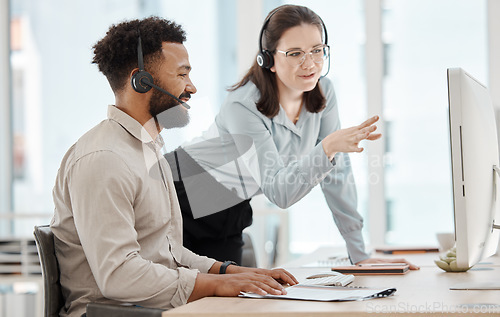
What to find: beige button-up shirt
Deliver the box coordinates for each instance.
[51,105,215,317]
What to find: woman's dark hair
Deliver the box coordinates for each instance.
[230,5,326,118]
[92,16,186,93]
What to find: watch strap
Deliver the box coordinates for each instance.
[219,260,238,274]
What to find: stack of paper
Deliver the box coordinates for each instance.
[240,285,396,302]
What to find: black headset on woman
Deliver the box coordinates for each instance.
[256,7,329,70]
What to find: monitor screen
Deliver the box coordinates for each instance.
[447,68,500,269]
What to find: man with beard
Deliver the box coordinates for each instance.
[50,17,297,317]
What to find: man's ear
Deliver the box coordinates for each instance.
[130,68,153,94]
[129,68,139,93]
[130,68,140,78]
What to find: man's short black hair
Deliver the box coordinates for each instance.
[92,16,186,92]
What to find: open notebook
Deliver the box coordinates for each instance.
[240,285,396,302]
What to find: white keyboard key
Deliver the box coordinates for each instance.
[299,274,355,287]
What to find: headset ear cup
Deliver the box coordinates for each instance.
[131,70,154,93]
[257,50,274,69]
[263,50,274,69]
[257,52,265,68]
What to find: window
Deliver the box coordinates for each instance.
[382,0,487,245]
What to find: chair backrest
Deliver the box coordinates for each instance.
[241,232,257,268]
[34,225,65,317]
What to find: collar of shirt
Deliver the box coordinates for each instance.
[272,104,312,137]
[107,105,165,150]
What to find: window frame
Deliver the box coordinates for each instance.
[1,0,12,219]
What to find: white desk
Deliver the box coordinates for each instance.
[163,249,500,317]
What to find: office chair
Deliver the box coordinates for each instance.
[33,225,164,317]
[241,232,257,267]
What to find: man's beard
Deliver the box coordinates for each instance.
[149,83,190,130]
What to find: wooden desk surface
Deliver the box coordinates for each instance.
[163,251,500,317]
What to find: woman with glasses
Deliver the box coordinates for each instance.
[170,4,418,270]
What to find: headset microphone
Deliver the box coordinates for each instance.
[140,77,190,109]
[131,34,190,109]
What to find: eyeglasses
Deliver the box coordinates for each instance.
[275,44,330,66]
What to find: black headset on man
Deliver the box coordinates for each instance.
[131,32,190,109]
[256,7,330,76]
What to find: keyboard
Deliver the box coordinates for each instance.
[302,257,351,268]
[299,273,355,287]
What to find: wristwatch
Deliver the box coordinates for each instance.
[219,260,238,274]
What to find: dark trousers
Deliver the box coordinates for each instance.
[166,148,253,265]
[183,230,245,265]
[174,179,253,265]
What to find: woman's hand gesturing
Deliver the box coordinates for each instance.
[322,115,382,160]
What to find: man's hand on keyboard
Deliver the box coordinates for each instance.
[226,266,299,286]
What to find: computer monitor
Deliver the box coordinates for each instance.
[447,67,500,269]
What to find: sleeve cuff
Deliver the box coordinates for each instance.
[180,247,217,273]
[200,258,217,273]
[341,228,370,264]
[170,267,199,308]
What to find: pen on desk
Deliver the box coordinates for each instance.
[358,263,408,267]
